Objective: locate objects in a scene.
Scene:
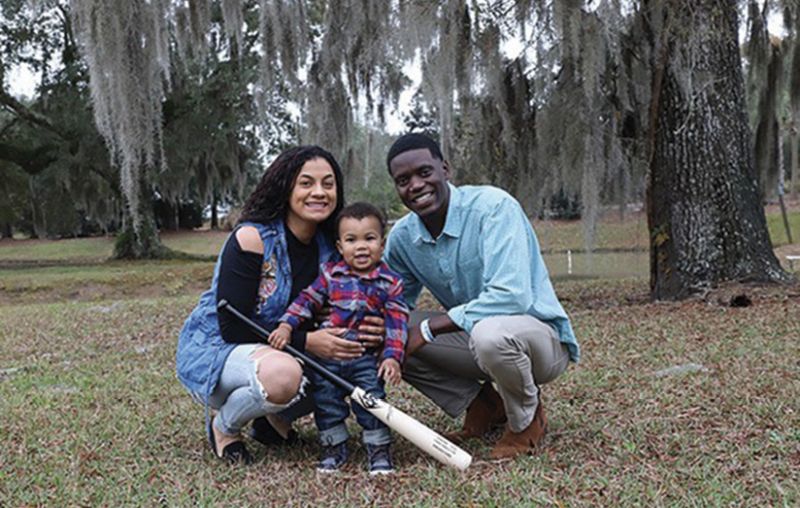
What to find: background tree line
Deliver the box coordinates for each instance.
[1,0,796,298]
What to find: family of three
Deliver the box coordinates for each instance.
[175,133,581,475]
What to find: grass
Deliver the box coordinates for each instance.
[533,207,800,252]
[0,261,212,305]
[0,230,228,263]
[1,274,798,505]
[766,208,800,246]
[533,214,649,253]
[0,217,798,505]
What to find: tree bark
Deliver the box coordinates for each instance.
[647,0,792,300]
[113,170,167,259]
[210,192,219,230]
[0,222,11,239]
[791,127,798,200]
[752,40,782,202]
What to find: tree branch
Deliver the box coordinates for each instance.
[0,89,65,139]
[0,117,19,138]
[0,141,60,175]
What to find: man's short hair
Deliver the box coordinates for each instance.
[386,133,444,171]
[336,202,387,237]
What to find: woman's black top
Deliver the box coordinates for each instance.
[216,227,320,352]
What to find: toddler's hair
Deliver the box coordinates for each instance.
[336,202,387,237]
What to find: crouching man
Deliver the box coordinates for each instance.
[384,133,580,459]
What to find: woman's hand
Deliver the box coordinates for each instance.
[305,328,364,360]
[358,315,385,348]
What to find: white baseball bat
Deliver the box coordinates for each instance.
[219,300,472,471]
[350,387,472,470]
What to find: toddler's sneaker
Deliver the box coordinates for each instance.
[366,443,394,475]
[317,442,349,473]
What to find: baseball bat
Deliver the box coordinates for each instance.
[218,299,472,471]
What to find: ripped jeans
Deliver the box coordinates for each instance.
[203,344,310,435]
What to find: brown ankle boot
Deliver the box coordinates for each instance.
[445,383,507,444]
[489,399,547,459]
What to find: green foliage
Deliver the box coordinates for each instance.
[113,223,168,260]
[402,90,439,137]
[152,199,203,231]
[0,160,30,236]
[0,1,121,238]
[347,169,405,221]
[0,1,297,244]
[543,188,582,220]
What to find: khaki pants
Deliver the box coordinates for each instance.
[403,311,570,432]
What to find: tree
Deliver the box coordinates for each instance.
[57,0,793,295]
[1,1,122,238]
[646,0,792,298]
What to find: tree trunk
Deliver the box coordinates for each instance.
[364,129,372,189]
[791,126,798,200]
[210,192,219,230]
[752,39,782,202]
[28,177,44,239]
[647,0,792,300]
[0,222,12,239]
[113,170,166,259]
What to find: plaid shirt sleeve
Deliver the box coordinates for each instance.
[280,268,330,330]
[381,275,409,364]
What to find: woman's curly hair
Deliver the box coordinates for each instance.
[238,146,345,240]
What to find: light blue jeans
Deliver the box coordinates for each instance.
[199,344,312,435]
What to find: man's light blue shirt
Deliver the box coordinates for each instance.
[385,183,580,362]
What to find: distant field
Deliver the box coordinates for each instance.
[766,207,800,246]
[0,230,229,262]
[1,208,796,263]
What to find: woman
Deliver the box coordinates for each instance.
[176,145,382,464]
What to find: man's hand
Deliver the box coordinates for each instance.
[405,314,463,357]
[268,323,292,350]
[405,324,427,356]
[358,315,385,348]
[378,358,402,384]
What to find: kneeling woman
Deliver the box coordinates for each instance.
[176,145,381,464]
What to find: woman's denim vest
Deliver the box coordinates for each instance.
[175,220,336,402]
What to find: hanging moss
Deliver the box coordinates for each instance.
[72,0,171,255]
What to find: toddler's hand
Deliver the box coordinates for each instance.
[268,324,292,350]
[378,358,402,385]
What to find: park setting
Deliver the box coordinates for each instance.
[2,1,800,506]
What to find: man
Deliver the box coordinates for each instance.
[384,133,580,459]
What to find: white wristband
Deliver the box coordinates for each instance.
[419,318,436,343]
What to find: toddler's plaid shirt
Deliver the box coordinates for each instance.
[280,260,409,364]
